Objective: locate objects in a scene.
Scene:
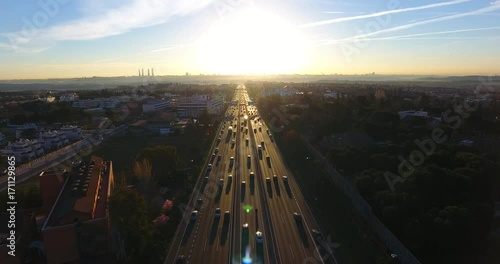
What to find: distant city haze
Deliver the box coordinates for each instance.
[0,0,499,79]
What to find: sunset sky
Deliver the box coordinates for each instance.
[0,0,499,79]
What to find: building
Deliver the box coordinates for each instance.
[44,96,56,103]
[59,93,79,102]
[38,131,69,151]
[324,91,338,99]
[72,100,99,109]
[142,100,170,113]
[261,86,299,97]
[60,125,84,141]
[2,139,44,163]
[398,110,428,119]
[146,121,174,135]
[98,99,120,109]
[207,95,224,114]
[15,123,38,139]
[0,132,6,146]
[177,95,225,117]
[41,156,114,263]
[128,120,147,135]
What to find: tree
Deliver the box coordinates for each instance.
[198,108,211,126]
[136,145,180,185]
[109,188,153,262]
[105,108,118,125]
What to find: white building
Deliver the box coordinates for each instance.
[142,100,171,113]
[207,95,224,114]
[59,93,79,102]
[59,125,83,141]
[398,110,428,119]
[177,95,225,117]
[2,139,44,163]
[261,86,299,97]
[324,91,338,99]
[39,131,69,151]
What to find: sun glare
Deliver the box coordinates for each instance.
[197,8,307,74]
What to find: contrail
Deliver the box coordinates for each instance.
[316,3,500,46]
[301,0,470,28]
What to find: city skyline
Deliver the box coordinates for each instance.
[0,0,499,80]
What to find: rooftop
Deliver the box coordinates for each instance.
[43,156,112,229]
[130,120,147,127]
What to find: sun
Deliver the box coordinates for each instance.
[196,8,307,74]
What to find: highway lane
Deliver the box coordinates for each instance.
[238,103,269,264]
[251,113,338,264]
[166,100,239,264]
[186,118,236,264]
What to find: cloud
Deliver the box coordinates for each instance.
[323,11,366,14]
[301,0,471,28]
[151,44,194,53]
[317,3,500,45]
[1,0,217,53]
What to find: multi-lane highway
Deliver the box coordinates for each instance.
[166,84,336,264]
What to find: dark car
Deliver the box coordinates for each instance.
[293,212,302,222]
[176,255,185,263]
[311,229,322,238]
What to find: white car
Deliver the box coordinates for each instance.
[256,231,263,243]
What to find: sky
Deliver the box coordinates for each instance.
[0,0,499,79]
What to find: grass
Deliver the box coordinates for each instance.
[275,133,395,264]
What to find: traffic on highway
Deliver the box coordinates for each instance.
[166,84,336,264]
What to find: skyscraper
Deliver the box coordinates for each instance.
[142,69,144,76]
[151,68,154,76]
[148,69,150,76]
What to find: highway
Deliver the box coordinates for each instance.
[166,84,337,264]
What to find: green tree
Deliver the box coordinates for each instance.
[109,188,153,262]
[198,108,211,126]
[136,145,180,185]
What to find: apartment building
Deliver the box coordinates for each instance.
[60,125,84,141]
[40,156,115,263]
[2,139,44,163]
[38,131,69,151]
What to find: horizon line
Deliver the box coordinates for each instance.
[1,73,499,82]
